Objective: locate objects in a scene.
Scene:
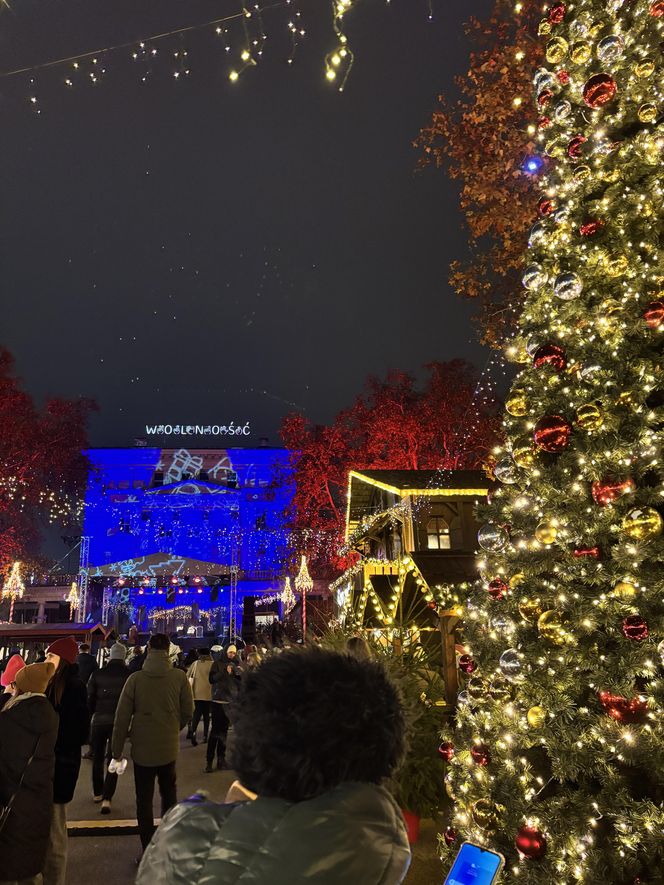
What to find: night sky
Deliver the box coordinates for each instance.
[2,0,492,447]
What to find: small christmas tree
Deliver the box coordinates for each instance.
[440,1,663,881]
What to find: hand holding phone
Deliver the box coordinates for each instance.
[444,841,504,885]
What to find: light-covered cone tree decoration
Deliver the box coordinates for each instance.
[439,0,663,881]
[2,561,25,623]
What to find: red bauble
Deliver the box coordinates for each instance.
[622,615,649,642]
[537,88,554,107]
[515,826,547,860]
[579,218,604,237]
[568,134,587,159]
[458,654,477,674]
[427,601,438,610]
[538,116,552,129]
[488,578,508,600]
[533,343,567,372]
[573,546,601,559]
[591,476,636,506]
[533,415,572,452]
[557,70,570,84]
[599,691,648,723]
[538,197,556,216]
[649,0,664,15]
[438,741,455,762]
[443,827,458,847]
[548,1,566,23]
[583,73,618,109]
[470,744,491,766]
[644,300,664,329]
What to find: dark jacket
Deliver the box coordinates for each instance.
[111,650,194,766]
[0,694,59,879]
[76,651,99,685]
[48,668,91,803]
[128,649,147,674]
[136,782,411,885]
[88,659,129,725]
[209,658,241,704]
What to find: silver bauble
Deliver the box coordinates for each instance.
[477,523,508,552]
[554,271,583,300]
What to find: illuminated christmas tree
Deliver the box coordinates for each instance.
[439,1,663,881]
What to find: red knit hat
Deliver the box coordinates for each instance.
[1,654,25,687]
[46,636,78,665]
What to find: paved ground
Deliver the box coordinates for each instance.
[66,732,443,884]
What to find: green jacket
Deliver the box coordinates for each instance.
[111,650,193,766]
[136,782,411,884]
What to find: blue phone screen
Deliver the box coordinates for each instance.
[445,843,502,885]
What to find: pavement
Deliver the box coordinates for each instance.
[66,731,443,885]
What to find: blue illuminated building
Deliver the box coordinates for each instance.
[80,446,293,639]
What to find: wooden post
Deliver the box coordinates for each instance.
[438,609,460,708]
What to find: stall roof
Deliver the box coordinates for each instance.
[0,622,110,644]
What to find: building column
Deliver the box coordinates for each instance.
[37,602,46,624]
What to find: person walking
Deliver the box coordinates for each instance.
[0,662,59,885]
[111,633,193,854]
[87,642,129,814]
[187,648,212,746]
[43,637,90,885]
[205,646,240,773]
[75,643,98,685]
[0,654,25,713]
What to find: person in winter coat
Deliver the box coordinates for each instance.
[137,647,410,885]
[75,643,99,685]
[87,642,130,814]
[186,648,212,746]
[205,646,241,773]
[0,654,26,713]
[111,633,194,852]
[0,662,58,885]
[128,644,146,674]
[43,636,91,885]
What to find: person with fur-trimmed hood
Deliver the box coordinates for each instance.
[0,662,59,883]
[137,647,410,885]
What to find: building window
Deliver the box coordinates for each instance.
[427,516,450,550]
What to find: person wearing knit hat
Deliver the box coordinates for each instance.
[45,636,79,666]
[0,662,59,883]
[43,637,90,885]
[14,661,55,696]
[0,653,26,713]
[87,642,129,813]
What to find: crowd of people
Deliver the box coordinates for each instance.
[0,634,412,885]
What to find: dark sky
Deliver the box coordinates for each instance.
[2,0,492,447]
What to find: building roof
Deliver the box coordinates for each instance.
[0,623,110,643]
[346,469,489,539]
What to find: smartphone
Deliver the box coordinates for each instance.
[444,841,505,885]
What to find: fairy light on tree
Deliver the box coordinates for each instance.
[295,554,313,639]
[438,0,664,881]
[2,562,25,624]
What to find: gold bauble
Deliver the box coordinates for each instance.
[617,390,637,409]
[512,437,537,469]
[574,164,592,182]
[488,678,511,702]
[612,577,638,599]
[535,520,558,545]
[546,36,569,64]
[506,392,528,417]
[576,402,604,431]
[571,41,592,64]
[538,609,572,646]
[472,799,505,832]
[606,254,629,277]
[527,705,547,728]
[518,596,544,623]
[509,573,526,590]
[545,138,565,159]
[638,103,658,124]
[505,337,529,364]
[538,18,553,36]
[635,59,655,78]
[621,507,663,541]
